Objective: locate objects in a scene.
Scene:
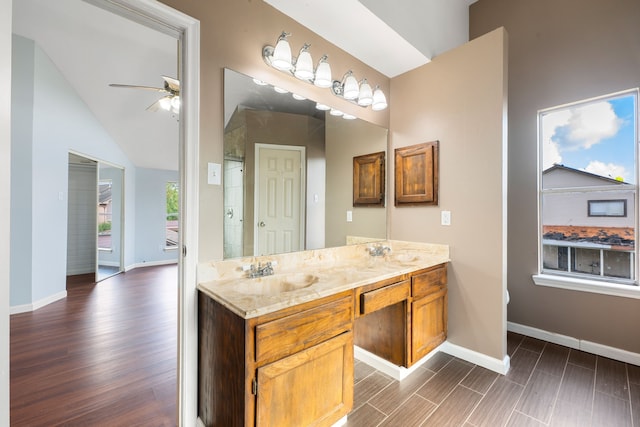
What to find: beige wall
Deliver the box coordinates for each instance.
[158,0,390,262]
[0,0,10,421]
[325,114,388,247]
[470,0,640,353]
[389,28,508,360]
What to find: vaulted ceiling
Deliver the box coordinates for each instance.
[12,0,475,170]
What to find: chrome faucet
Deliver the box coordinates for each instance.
[367,243,391,257]
[243,261,275,278]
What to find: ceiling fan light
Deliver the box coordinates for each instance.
[372,87,388,111]
[314,55,332,88]
[171,96,181,112]
[357,79,373,106]
[343,71,359,100]
[271,32,292,71]
[294,44,314,80]
[159,96,172,111]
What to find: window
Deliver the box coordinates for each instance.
[588,199,626,217]
[166,181,179,248]
[537,90,638,290]
[98,179,112,251]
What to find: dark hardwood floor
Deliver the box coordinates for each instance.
[11,268,640,426]
[10,265,178,426]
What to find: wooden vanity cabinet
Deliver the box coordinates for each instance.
[411,264,448,363]
[198,290,354,427]
[353,263,448,368]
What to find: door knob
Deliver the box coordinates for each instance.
[259,221,266,227]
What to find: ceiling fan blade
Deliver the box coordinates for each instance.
[109,83,168,93]
[161,75,180,93]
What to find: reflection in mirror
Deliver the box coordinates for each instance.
[223,68,388,259]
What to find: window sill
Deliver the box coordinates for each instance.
[532,273,640,299]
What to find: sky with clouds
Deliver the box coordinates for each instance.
[541,93,636,183]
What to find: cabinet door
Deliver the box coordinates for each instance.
[411,288,447,364]
[256,332,354,427]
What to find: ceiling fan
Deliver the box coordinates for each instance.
[109,75,181,114]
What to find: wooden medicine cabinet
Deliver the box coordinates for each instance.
[394,141,439,206]
[353,151,385,206]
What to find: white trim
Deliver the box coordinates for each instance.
[88,2,201,426]
[355,340,511,380]
[532,273,640,299]
[124,259,178,271]
[507,321,640,366]
[98,260,120,267]
[10,291,67,315]
[354,343,446,381]
[439,341,511,375]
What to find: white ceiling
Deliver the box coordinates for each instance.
[12,0,474,170]
[12,0,179,170]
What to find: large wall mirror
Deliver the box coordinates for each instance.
[223,69,388,259]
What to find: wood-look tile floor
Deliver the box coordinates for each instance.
[347,332,640,427]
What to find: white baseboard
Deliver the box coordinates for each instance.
[439,341,511,375]
[10,290,67,315]
[507,321,640,366]
[355,341,510,379]
[97,260,120,267]
[124,259,178,271]
[355,343,447,381]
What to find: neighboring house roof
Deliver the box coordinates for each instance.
[99,183,112,205]
[543,225,634,250]
[543,164,629,186]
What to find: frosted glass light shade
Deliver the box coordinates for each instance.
[372,87,388,111]
[159,96,172,111]
[314,56,332,88]
[294,46,314,80]
[272,34,292,71]
[329,109,343,116]
[343,72,359,100]
[357,79,373,106]
[315,103,330,111]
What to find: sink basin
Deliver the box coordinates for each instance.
[387,252,420,263]
[234,274,319,296]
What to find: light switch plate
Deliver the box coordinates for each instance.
[441,210,451,226]
[346,210,353,222]
[208,162,221,185]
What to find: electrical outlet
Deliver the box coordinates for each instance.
[441,210,451,226]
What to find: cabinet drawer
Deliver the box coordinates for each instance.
[360,280,410,315]
[412,264,447,298]
[255,295,353,364]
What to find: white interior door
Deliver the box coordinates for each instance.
[255,144,306,256]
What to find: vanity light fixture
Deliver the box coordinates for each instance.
[372,86,388,111]
[315,102,331,111]
[273,86,289,94]
[292,93,307,101]
[329,108,344,117]
[262,31,387,111]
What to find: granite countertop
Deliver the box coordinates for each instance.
[197,240,450,319]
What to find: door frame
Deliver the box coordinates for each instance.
[254,143,306,255]
[87,1,200,425]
